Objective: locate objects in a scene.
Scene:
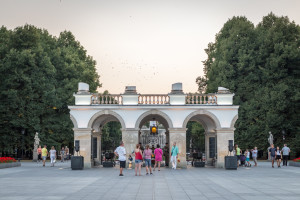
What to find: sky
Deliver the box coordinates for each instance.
[1,0,300,94]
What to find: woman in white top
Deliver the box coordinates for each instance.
[275,146,282,168]
[49,146,57,167]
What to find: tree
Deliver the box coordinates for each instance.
[199,13,300,157]
[0,25,101,157]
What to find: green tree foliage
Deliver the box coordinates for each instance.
[198,13,300,157]
[0,25,101,157]
[186,121,205,153]
[101,121,122,152]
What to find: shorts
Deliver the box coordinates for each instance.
[135,159,142,164]
[120,161,126,168]
[42,156,47,161]
[246,157,250,162]
[276,155,281,160]
[271,156,275,161]
[237,155,240,161]
[144,159,151,167]
[253,157,257,162]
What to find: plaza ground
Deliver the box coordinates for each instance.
[0,161,299,200]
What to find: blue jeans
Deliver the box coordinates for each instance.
[135,159,142,164]
[144,159,151,167]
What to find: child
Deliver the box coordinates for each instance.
[245,149,251,167]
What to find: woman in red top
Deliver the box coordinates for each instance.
[134,144,143,176]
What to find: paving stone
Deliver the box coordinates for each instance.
[0,161,300,200]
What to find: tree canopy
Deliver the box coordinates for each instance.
[0,25,101,157]
[197,13,300,157]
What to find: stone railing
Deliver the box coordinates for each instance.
[90,93,217,105]
[138,95,169,105]
[186,94,217,104]
[91,94,123,104]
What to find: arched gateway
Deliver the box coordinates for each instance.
[69,83,239,168]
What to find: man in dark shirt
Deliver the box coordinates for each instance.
[269,144,276,168]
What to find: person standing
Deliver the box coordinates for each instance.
[114,141,126,176]
[282,144,290,166]
[251,147,258,167]
[170,142,179,169]
[275,146,282,168]
[269,144,276,168]
[245,149,251,167]
[41,145,48,167]
[49,146,57,167]
[163,143,169,167]
[154,144,163,171]
[37,145,42,162]
[60,147,65,162]
[236,145,242,168]
[65,146,69,161]
[134,144,143,176]
[143,144,153,175]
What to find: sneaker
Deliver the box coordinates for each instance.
[146,173,149,175]
[150,173,153,175]
[119,174,124,176]
[272,166,274,168]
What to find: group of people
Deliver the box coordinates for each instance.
[114,141,179,176]
[234,144,291,168]
[269,144,290,168]
[37,145,70,167]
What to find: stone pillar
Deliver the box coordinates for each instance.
[168,128,187,169]
[122,128,139,168]
[215,129,234,168]
[92,132,101,164]
[205,131,216,165]
[73,128,92,168]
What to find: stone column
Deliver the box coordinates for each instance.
[205,131,216,166]
[168,128,187,169]
[73,128,92,168]
[92,132,101,165]
[122,128,139,168]
[215,128,234,168]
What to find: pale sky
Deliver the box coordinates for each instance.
[1,0,299,94]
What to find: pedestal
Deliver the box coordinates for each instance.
[216,129,235,168]
[73,128,92,168]
[32,147,38,162]
[122,128,139,168]
[169,128,187,168]
[225,156,237,170]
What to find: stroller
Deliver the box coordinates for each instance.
[240,154,246,166]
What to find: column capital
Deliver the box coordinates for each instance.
[73,128,93,132]
[121,128,140,132]
[215,128,235,133]
[168,128,187,133]
[92,132,101,137]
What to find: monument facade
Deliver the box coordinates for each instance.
[69,82,239,168]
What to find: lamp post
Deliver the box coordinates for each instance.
[21,129,25,159]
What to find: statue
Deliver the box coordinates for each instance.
[267,132,273,161]
[32,132,40,162]
[268,132,273,146]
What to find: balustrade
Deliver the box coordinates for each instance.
[138,95,169,105]
[91,94,122,104]
[186,94,217,104]
[91,93,217,105]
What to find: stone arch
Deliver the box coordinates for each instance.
[182,110,221,132]
[87,110,126,131]
[135,109,173,130]
[70,114,78,129]
[230,114,238,129]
